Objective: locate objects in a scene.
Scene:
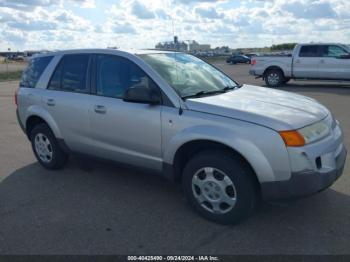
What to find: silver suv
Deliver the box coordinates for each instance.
[16,49,347,224]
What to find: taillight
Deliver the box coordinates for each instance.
[15,88,18,106]
[251,59,256,66]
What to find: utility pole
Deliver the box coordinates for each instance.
[6,48,10,79]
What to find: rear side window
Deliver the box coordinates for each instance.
[20,56,53,88]
[299,45,320,57]
[48,54,90,93]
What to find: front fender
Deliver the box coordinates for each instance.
[163,125,284,183]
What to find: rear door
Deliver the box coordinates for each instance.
[42,54,92,153]
[17,56,54,123]
[88,54,162,170]
[293,45,321,78]
[319,45,350,80]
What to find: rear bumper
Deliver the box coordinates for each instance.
[261,145,347,200]
[16,108,26,133]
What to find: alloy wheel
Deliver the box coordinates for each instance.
[34,133,53,163]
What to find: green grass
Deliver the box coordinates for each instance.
[0,71,22,82]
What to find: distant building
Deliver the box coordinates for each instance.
[188,41,211,52]
[155,37,211,52]
[155,36,188,51]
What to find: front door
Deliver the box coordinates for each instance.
[293,45,321,78]
[89,54,162,170]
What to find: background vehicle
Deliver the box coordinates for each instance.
[250,43,350,87]
[244,53,258,59]
[226,54,251,64]
[16,49,346,224]
[6,54,25,62]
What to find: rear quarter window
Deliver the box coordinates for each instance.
[20,56,53,88]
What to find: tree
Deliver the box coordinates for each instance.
[271,43,297,51]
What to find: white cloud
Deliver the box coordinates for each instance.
[0,0,60,10]
[131,0,155,19]
[281,0,337,19]
[0,0,95,10]
[0,0,350,50]
[195,7,224,19]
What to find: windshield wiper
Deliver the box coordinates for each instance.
[182,90,226,99]
[223,86,236,91]
[182,86,238,100]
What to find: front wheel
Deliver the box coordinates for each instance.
[264,69,284,87]
[182,151,257,224]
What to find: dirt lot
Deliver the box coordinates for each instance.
[0,61,27,73]
[0,63,349,254]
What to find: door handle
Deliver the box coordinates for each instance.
[295,59,300,63]
[320,59,325,64]
[94,105,107,114]
[46,98,55,106]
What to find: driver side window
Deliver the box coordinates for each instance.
[96,55,156,99]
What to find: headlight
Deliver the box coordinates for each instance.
[298,119,331,144]
[279,117,332,147]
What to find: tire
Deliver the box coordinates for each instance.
[264,69,284,87]
[182,150,257,224]
[30,123,68,169]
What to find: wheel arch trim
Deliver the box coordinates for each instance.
[25,105,63,139]
[163,126,275,183]
[263,66,285,78]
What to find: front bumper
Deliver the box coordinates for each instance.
[261,145,346,200]
[261,117,346,201]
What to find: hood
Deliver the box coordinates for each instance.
[185,85,329,131]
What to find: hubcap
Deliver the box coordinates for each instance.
[192,167,237,214]
[267,73,280,85]
[34,133,53,163]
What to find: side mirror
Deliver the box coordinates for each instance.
[339,54,350,59]
[123,85,160,105]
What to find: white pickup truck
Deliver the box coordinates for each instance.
[249,43,350,87]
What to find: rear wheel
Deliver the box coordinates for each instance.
[182,150,257,224]
[30,123,68,169]
[264,69,284,87]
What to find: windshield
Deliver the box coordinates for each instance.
[139,53,238,98]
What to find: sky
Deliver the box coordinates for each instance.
[0,0,349,51]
